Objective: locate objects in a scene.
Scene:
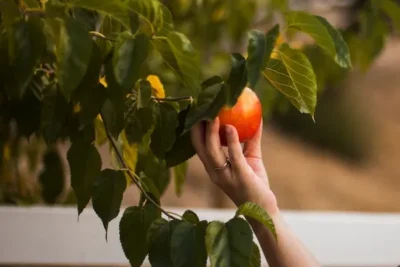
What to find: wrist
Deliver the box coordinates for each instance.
[230,187,279,216]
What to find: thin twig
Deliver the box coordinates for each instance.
[99,111,177,220]
[88,31,116,42]
[152,96,193,103]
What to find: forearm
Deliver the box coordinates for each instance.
[248,206,321,267]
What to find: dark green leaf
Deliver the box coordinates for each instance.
[39,148,65,204]
[265,25,280,61]
[236,201,276,240]
[11,88,41,139]
[151,31,201,95]
[170,221,208,267]
[184,77,225,132]
[150,102,179,159]
[249,242,261,267]
[5,18,45,98]
[165,105,196,167]
[92,169,126,238]
[68,117,96,145]
[173,161,188,196]
[225,53,248,106]
[137,80,152,108]
[285,11,352,68]
[205,218,253,267]
[67,139,102,215]
[147,218,178,267]
[136,149,171,196]
[113,33,149,93]
[124,103,153,144]
[69,0,132,31]
[182,210,199,224]
[140,175,161,201]
[246,30,267,89]
[262,43,317,118]
[41,84,69,145]
[51,18,93,99]
[119,203,161,267]
[101,98,124,139]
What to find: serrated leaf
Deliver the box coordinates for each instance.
[69,0,132,31]
[206,218,253,267]
[262,43,317,118]
[285,11,351,68]
[236,202,276,240]
[151,31,201,95]
[39,149,65,204]
[147,218,178,267]
[5,18,45,98]
[137,80,152,108]
[40,84,69,145]
[170,221,208,267]
[184,76,225,132]
[113,33,149,93]
[119,203,161,267]
[67,139,102,215]
[51,18,93,99]
[92,169,126,238]
[150,102,179,159]
[249,242,261,267]
[225,53,248,106]
[182,210,199,224]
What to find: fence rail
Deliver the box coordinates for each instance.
[0,206,399,267]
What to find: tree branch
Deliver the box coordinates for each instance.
[99,111,177,220]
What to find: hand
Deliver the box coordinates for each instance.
[191,117,278,214]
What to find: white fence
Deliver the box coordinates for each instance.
[0,206,400,267]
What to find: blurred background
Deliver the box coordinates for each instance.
[2,0,400,213]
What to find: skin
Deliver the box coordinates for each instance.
[191,117,321,267]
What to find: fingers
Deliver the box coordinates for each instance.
[243,119,263,159]
[190,121,209,164]
[205,118,231,177]
[225,125,249,174]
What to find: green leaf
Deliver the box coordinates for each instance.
[140,175,161,200]
[236,202,276,240]
[69,0,132,31]
[205,218,253,267]
[165,105,196,167]
[101,98,124,138]
[136,150,171,196]
[150,102,179,159]
[124,95,153,144]
[41,84,69,145]
[119,203,161,267]
[0,0,20,28]
[249,242,261,267]
[375,0,400,33]
[113,33,149,93]
[147,218,177,267]
[137,80,152,108]
[184,76,225,132]
[173,161,188,197]
[51,18,93,99]
[182,210,200,224]
[262,43,317,118]
[285,11,351,68]
[92,169,126,238]
[6,18,45,98]
[170,221,208,267]
[225,53,248,106]
[39,148,65,204]
[151,31,201,95]
[246,25,280,89]
[67,139,102,215]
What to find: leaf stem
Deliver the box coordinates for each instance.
[99,111,178,220]
[88,31,116,42]
[152,96,193,103]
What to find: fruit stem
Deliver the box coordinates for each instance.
[100,111,179,221]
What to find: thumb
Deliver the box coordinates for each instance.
[243,119,263,159]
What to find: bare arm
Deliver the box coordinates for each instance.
[191,118,321,267]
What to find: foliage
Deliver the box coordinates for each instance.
[0,0,397,266]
